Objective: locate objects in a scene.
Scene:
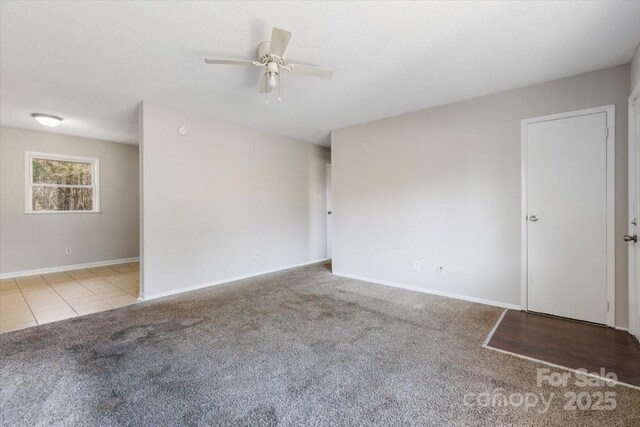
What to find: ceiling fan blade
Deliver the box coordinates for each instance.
[287,63,333,80]
[204,58,256,66]
[269,27,292,58]
[258,74,272,93]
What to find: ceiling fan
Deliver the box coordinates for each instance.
[205,27,333,102]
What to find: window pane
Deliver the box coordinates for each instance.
[32,158,93,185]
[32,186,94,211]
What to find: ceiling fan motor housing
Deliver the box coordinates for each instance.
[257,41,271,62]
[257,41,284,65]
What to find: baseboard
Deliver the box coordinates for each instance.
[614,326,629,332]
[332,271,521,310]
[140,258,330,301]
[0,257,140,279]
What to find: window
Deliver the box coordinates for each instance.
[25,152,99,213]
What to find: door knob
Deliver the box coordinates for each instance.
[624,234,638,242]
[529,215,538,222]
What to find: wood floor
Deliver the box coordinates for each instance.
[486,309,640,387]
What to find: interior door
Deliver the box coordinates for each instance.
[526,112,608,324]
[629,100,640,340]
[326,164,332,259]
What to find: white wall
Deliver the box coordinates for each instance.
[632,42,640,92]
[332,64,630,327]
[140,102,330,299]
[0,127,139,274]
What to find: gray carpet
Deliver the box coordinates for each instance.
[1,262,638,426]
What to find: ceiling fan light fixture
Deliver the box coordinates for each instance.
[31,113,63,127]
[204,26,333,101]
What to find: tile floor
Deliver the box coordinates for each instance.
[0,262,139,333]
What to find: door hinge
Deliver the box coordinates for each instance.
[607,301,610,312]
[605,127,609,139]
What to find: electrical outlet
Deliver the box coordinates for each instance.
[65,247,72,255]
[255,251,261,259]
[436,266,444,273]
[414,261,421,271]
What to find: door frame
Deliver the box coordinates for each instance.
[520,105,616,327]
[326,163,332,260]
[629,82,640,338]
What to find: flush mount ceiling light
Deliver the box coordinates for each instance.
[31,113,63,127]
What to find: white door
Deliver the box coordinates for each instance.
[628,97,640,340]
[525,111,608,324]
[326,164,332,259]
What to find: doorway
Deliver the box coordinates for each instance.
[521,105,615,326]
[629,85,640,341]
[326,164,332,260]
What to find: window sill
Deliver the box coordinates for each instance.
[24,211,102,214]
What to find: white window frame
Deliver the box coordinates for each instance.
[25,151,100,214]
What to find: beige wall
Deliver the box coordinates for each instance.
[632,42,640,92]
[140,102,330,299]
[0,127,139,274]
[332,64,630,327]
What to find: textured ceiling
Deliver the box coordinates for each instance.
[1,1,639,146]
